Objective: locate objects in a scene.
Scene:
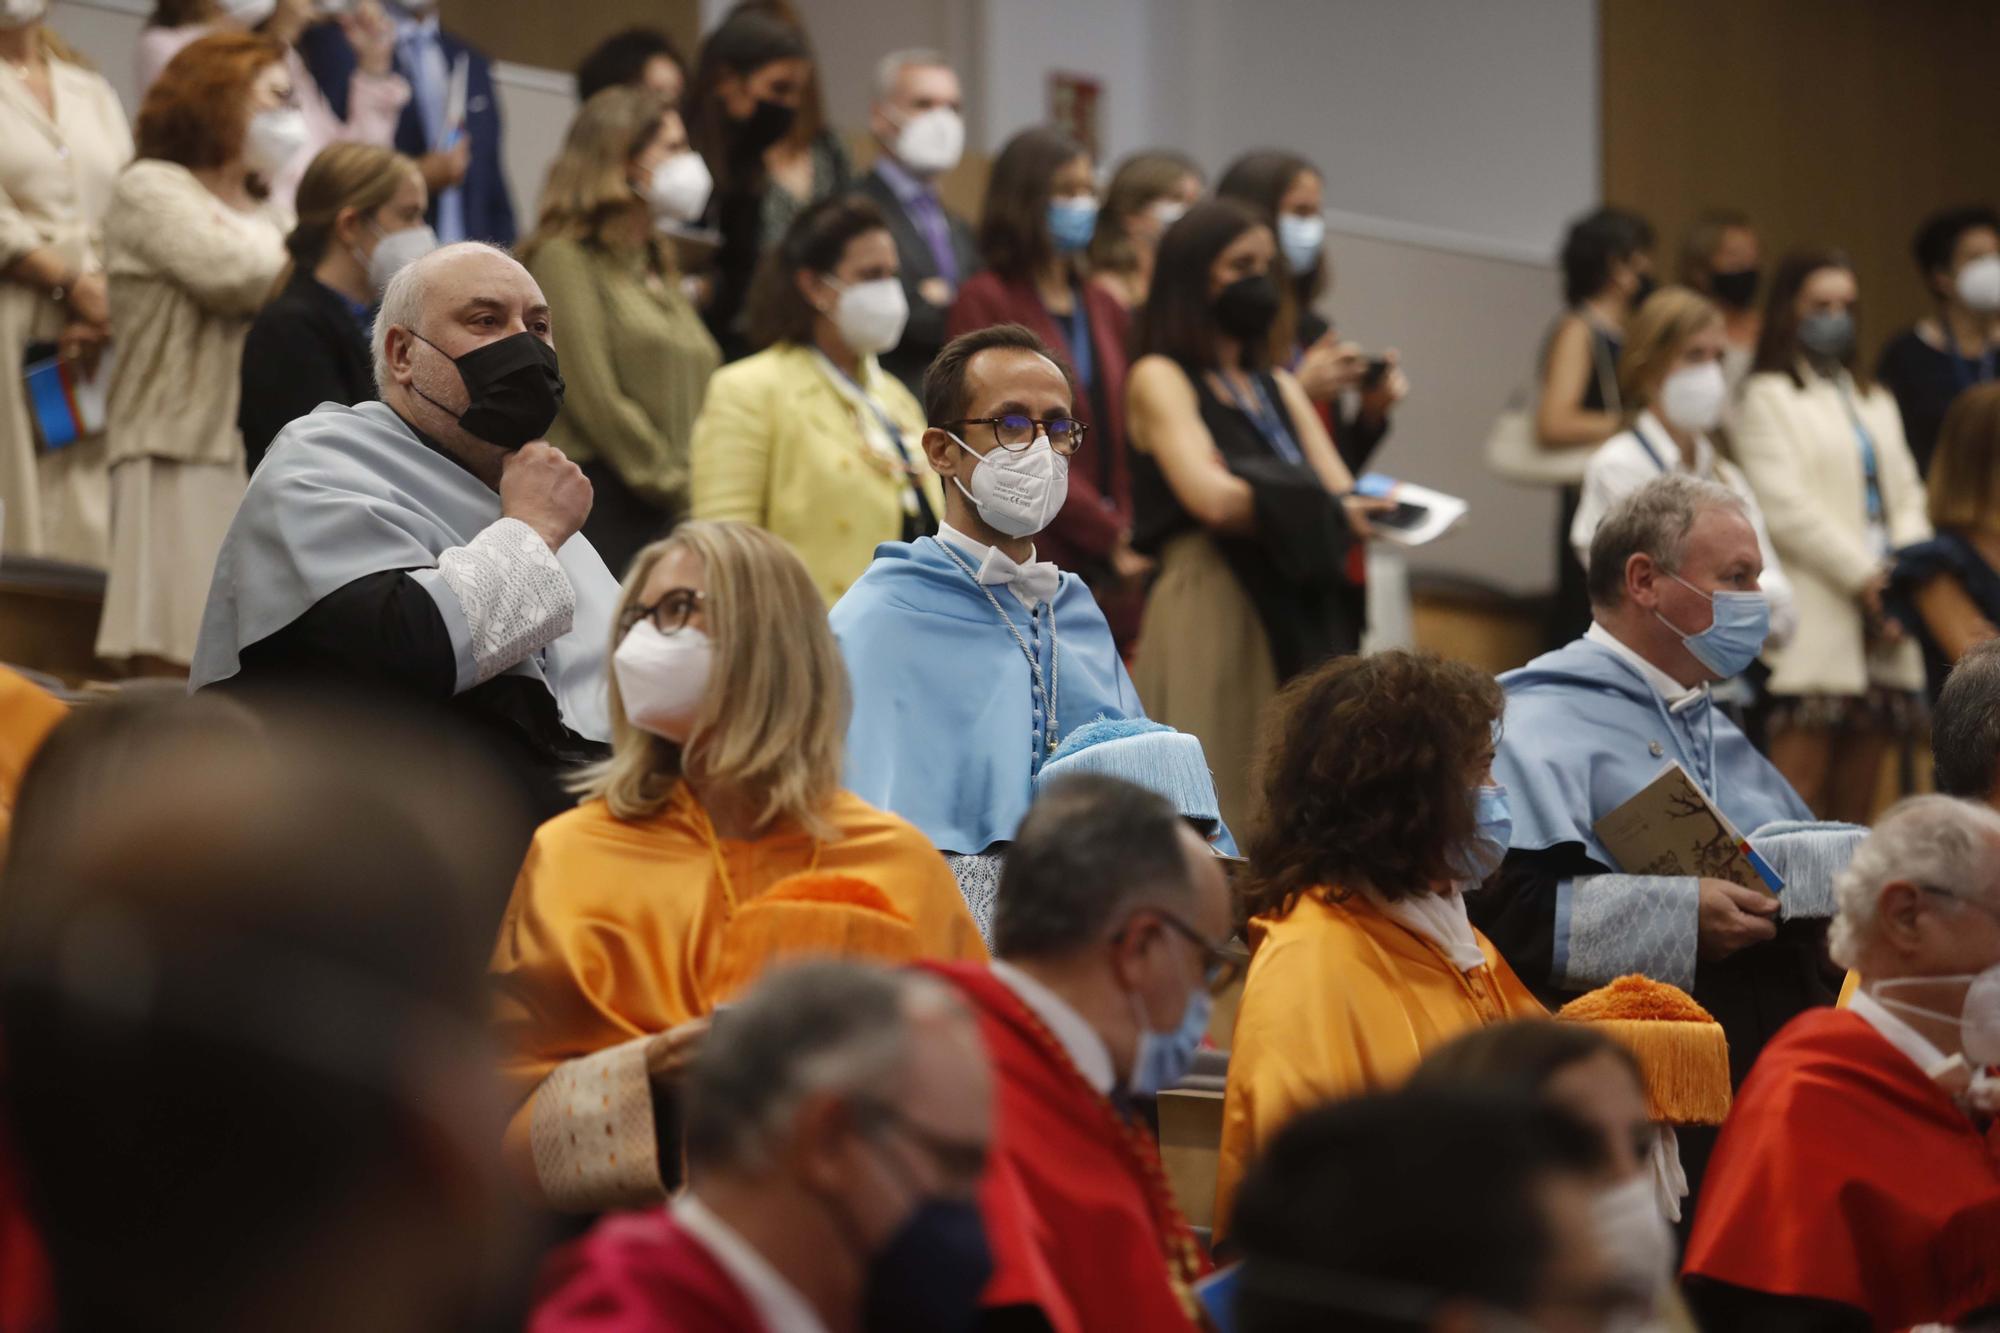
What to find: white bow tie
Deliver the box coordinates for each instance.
[973,545,1061,608]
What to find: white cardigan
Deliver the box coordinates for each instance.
[1732,366,1929,697]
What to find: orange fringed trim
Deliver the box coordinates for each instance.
[703,872,919,1005]
[1558,975,1731,1126]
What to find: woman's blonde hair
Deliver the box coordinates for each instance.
[278,142,420,291]
[575,520,848,837]
[1617,285,1723,414]
[522,85,676,270]
[1928,382,2000,534]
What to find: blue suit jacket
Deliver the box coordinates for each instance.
[297,20,515,246]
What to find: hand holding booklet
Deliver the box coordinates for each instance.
[1592,761,1783,894]
[1352,472,1467,547]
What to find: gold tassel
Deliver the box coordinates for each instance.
[1558,974,1733,1126]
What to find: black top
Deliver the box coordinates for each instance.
[212,417,607,823]
[701,130,853,363]
[1579,324,1622,414]
[1877,327,1998,476]
[239,268,376,471]
[1131,362,1358,678]
[1888,530,2000,699]
[855,166,981,396]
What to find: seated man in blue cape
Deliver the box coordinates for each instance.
[190,243,618,824]
[831,324,1147,887]
[1470,474,1839,1096]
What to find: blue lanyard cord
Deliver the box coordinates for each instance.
[1057,296,1095,391]
[1217,371,1305,466]
[1940,319,1998,393]
[1630,424,1671,474]
[1833,379,1885,525]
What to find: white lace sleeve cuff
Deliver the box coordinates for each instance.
[1553,874,1700,993]
[526,1036,665,1212]
[421,518,576,691]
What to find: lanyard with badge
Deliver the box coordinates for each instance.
[1215,370,1306,466]
[813,350,933,523]
[1833,376,1890,560]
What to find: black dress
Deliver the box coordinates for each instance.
[1877,326,1998,476]
[239,270,376,471]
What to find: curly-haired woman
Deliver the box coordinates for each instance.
[1212,649,1545,1232]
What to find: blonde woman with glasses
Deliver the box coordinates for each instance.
[490,519,984,1209]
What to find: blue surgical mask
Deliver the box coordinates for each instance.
[1656,572,1770,678]
[1453,783,1512,884]
[1129,983,1212,1098]
[1047,197,1098,255]
[1277,212,1326,274]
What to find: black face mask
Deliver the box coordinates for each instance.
[1631,271,1658,307]
[1710,267,1761,311]
[731,97,798,155]
[411,331,565,450]
[1214,274,1282,342]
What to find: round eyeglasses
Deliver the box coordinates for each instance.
[630,587,706,635]
[945,414,1087,456]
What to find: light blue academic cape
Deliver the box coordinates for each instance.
[1494,637,1810,868]
[830,536,1145,855]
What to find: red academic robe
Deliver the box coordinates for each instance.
[920,960,1208,1333]
[1683,1008,2000,1329]
[0,1128,51,1333]
[528,1209,767,1333]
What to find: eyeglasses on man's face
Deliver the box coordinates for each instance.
[945,414,1087,456]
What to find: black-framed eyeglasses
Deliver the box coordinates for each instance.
[856,1100,990,1188]
[1146,911,1247,995]
[628,587,706,636]
[945,414,1087,456]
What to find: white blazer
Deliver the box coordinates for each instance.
[1732,366,1929,697]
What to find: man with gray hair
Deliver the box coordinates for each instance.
[532,961,997,1333]
[189,242,619,820]
[1684,795,2000,1331]
[1473,474,1817,1093]
[1933,636,2000,809]
[858,48,978,393]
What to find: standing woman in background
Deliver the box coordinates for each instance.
[523,87,722,577]
[0,5,130,567]
[950,127,1148,647]
[1126,200,1383,835]
[730,0,852,251]
[1876,206,2000,479]
[138,0,410,214]
[1535,205,1656,647]
[683,7,810,360]
[239,142,430,472]
[96,33,292,674]
[1733,250,1929,822]
[1217,150,1408,476]
[1088,149,1203,311]
[691,195,940,605]
[1676,208,1762,394]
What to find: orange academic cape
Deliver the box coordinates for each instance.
[1215,891,1544,1231]
[1684,1008,2000,1328]
[920,961,1208,1333]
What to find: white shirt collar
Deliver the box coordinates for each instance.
[1363,887,1490,973]
[1632,410,1717,477]
[990,959,1116,1095]
[1849,986,1957,1081]
[673,1194,830,1333]
[936,522,1058,610]
[1585,621,1705,708]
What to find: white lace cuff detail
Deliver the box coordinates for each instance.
[527,1036,665,1212]
[433,518,576,687]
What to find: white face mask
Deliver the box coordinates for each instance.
[644,151,713,227]
[1591,1171,1675,1307]
[1957,253,2000,314]
[949,431,1069,538]
[827,276,909,357]
[1277,212,1326,273]
[243,107,309,178]
[613,621,712,744]
[893,106,965,176]
[1658,360,1728,433]
[0,0,49,27]
[1873,962,2000,1067]
[363,223,438,300]
[218,0,278,24]
[1147,199,1188,230]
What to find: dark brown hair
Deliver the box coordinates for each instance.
[1927,381,2000,534]
[1132,198,1273,371]
[1217,149,1324,358]
[147,0,216,25]
[922,323,1077,427]
[1752,247,1870,391]
[1676,207,1752,291]
[1242,650,1503,919]
[744,193,889,350]
[685,6,808,195]
[1409,1021,1643,1107]
[136,31,287,175]
[1089,149,1201,276]
[977,126,1089,282]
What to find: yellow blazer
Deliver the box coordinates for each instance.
[690,342,945,605]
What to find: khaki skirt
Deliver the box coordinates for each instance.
[96,455,245,667]
[1131,530,1279,838]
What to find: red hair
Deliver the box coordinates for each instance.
[135,31,287,173]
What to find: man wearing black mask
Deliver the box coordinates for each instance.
[534,962,997,1333]
[191,242,620,825]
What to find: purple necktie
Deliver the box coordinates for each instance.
[909,191,958,287]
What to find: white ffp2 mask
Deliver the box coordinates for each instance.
[950,432,1069,539]
[365,224,438,299]
[1958,254,2000,314]
[645,151,713,226]
[830,277,909,356]
[894,107,965,176]
[244,107,309,178]
[1658,360,1728,433]
[613,622,712,743]
[0,0,50,25]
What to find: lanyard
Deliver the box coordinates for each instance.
[1630,424,1671,474]
[1832,376,1886,529]
[935,541,1064,759]
[1940,320,1998,393]
[813,350,932,519]
[1216,370,1305,466]
[1057,293,1095,391]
